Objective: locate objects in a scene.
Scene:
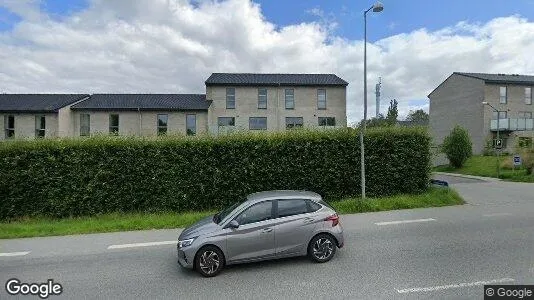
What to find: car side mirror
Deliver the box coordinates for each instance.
[228,220,240,229]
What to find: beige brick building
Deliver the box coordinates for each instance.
[0,94,90,140]
[1,73,348,140]
[429,72,534,163]
[205,73,348,133]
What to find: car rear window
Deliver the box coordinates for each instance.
[318,200,334,210]
[278,199,308,217]
[306,200,322,212]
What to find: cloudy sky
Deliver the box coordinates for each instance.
[1,0,534,124]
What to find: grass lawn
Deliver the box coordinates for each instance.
[0,188,464,239]
[434,155,534,182]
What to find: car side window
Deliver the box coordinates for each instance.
[235,201,273,225]
[277,199,309,218]
[306,200,322,213]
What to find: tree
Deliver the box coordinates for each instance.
[356,113,387,128]
[442,125,472,168]
[386,99,398,126]
[406,109,429,125]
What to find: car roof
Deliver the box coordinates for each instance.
[246,190,322,204]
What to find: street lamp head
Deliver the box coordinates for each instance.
[373,2,384,12]
[482,101,489,105]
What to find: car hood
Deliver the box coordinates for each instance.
[179,215,220,240]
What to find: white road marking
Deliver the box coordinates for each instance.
[107,241,176,249]
[397,278,515,294]
[0,251,30,257]
[483,213,513,217]
[375,218,436,226]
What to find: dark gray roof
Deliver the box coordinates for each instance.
[205,73,348,86]
[71,94,211,111]
[455,72,534,85]
[0,94,89,113]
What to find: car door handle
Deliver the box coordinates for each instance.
[261,228,273,233]
[304,218,315,224]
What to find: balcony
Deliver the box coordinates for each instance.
[490,118,534,131]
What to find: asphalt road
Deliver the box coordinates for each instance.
[1,174,534,299]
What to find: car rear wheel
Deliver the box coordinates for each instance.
[308,234,336,263]
[195,246,224,277]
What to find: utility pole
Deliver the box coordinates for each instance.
[375,77,381,117]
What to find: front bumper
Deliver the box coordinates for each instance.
[177,244,194,269]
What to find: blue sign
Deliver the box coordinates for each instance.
[513,155,522,166]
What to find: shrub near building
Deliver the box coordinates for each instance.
[0,127,431,220]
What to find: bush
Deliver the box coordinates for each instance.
[0,127,431,220]
[442,125,472,168]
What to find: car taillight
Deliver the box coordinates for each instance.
[325,214,339,227]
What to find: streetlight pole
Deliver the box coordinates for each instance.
[361,2,383,199]
[483,102,501,178]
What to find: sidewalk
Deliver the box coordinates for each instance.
[433,171,501,182]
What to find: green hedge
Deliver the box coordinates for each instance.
[0,127,431,220]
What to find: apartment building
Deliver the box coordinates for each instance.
[429,72,534,159]
[0,94,90,139]
[1,73,348,140]
[69,94,210,136]
[205,73,348,133]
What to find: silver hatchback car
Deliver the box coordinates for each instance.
[177,190,344,277]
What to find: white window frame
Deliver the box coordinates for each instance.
[80,114,90,136]
[258,88,267,109]
[35,115,46,138]
[226,88,235,109]
[157,114,168,136]
[500,86,507,104]
[249,117,267,130]
[285,89,295,109]
[186,114,196,136]
[4,115,15,139]
[317,89,327,110]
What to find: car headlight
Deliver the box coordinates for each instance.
[178,238,196,248]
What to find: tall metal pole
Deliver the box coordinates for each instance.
[496,113,501,178]
[361,9,369,199]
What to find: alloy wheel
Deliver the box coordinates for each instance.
[312,238,334,260]
[199,250,220,275]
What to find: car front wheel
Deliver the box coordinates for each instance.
[308,234,337,263]
[195,246,225,277]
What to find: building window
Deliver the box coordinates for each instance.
[157,114,168,136]
[500,86,507,104]
[519,112,532,119]
[249,117,267,130]
[35,115,46,138]
[4,115,14,139]
[285,89,294,109]
[226,88,235,109]
[80,114,90,136]
[317,89,326,110]
[186,114,196,136]
[492,111,507,119]
[258,88,267,109]
[318,117,336,126]
[526,87,532,105]
[109,114,119,134]
[285,117,303,129]
[218,117,235,127]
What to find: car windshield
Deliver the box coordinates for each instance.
[213,201,242,224]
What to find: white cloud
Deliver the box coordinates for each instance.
[0,0,533,123]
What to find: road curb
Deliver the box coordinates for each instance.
[433,172,501,182]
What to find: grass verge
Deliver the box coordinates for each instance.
[434,155,534,182]
[0,188,463,239]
